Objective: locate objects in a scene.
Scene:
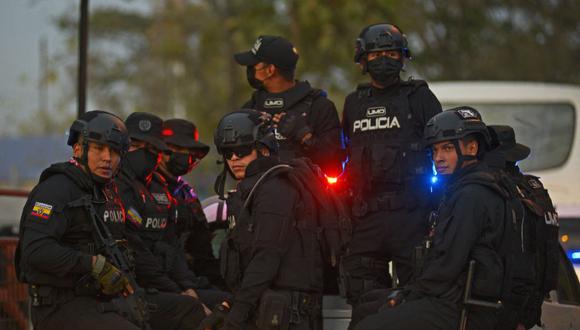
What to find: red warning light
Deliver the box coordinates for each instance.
[326,176,338,185]
[162,129,174,137]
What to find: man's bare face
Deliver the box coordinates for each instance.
[75,141,121,179]
[431,139,479,175]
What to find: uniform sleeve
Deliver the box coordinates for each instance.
[410,86,442,127]
[410,187,497,298]
[303,96,344,177]
[341,93,354,141]
[186,197,221,281]
[19,177,93,278]
[225,179,298,328]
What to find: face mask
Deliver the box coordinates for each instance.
[367,56,403,87]
[167,152,193,177]
[126,148,159,180]
[246,66,264,90]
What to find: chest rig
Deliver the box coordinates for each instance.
[346,81,431,214]
[250,85,323,161]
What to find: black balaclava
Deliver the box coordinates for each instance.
[166,152,193,177]
[126,148,159,180]
[367,56,402,88]
[246,66,265,90]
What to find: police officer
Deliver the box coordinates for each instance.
[487,125,559,329]
[205,110,324,329]
[16,110,140,330]
[116,112,209,327]
[158,118,232,305]
[354,107,509,330]
[234,35,343,177]
[341,23,442,304]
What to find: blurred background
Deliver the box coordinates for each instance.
[1,0,579,197]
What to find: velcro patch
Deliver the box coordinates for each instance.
[527,178,542,189]
[30,202,53,220]
[152,193,170,205]
[127,207,143,227]
[263,98,284,109]
[456,108,479,120]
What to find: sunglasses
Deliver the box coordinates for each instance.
[222,146,254,160]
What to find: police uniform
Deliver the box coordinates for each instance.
[16,161,139,330]
[355,162,509,330]
[243,80,343,176]
[221,157,324,330]
[117,112,207,329]
[160,118,223,288]
[341,79,442,301]
[235,35,343,177]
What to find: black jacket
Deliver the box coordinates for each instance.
[222,157,324,328]
[116,163,184,293]
[16,161,123,288]
[164,173,221,286]
[243,81,343,176]
[409,163,507,303]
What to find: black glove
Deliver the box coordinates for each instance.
[277,112,312,143]
[197,301,230,330]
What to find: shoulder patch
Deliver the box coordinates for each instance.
[527,178,543,189]
[126,207,143,227]
[30,202,53,220]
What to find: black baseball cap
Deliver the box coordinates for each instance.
[488,125,531,162]
[162,119,210,157]
[234,35,299,71]
[125,112,169,152]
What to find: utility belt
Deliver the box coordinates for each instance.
[29,284,98,307]
[256,289,322,329]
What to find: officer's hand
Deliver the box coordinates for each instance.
[271,112,285,124]
[196,301,230,330]
[91,255,131,296]
[380,288,409,310]
[277,112,312,142]
[182,288,200,299]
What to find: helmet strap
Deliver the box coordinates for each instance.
[452,139,477,173]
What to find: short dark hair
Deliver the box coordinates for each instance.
[275,65,295,81]
[461,133,484,158]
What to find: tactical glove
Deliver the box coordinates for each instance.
[197,301,230,330]
[91,254,130,296]
[277,112,312,143]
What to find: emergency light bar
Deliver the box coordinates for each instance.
[568,250,580,264]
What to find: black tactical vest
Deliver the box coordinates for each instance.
[120,172,173,245]
[345,80,431,198]
[247,82,323,161]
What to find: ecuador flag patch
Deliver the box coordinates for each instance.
[31,202,53,220]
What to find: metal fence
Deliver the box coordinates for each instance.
[0,237,30,330]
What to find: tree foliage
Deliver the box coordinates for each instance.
[51,0,580,196]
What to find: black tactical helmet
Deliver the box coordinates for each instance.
[67,110,130,154]
[354,23,411,63]
[423,106,491,150]
[214,109,278,154]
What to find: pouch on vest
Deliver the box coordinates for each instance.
[256,290,291,330]
[220,237,241,290]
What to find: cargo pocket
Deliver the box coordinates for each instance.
[371,144,402,184]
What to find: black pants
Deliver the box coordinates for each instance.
[196,287,232,307]
[147,291,206,330]
[342,207,429,304]
[31,296,139,330]
[353,296,498,330]
[32,291,205,330]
